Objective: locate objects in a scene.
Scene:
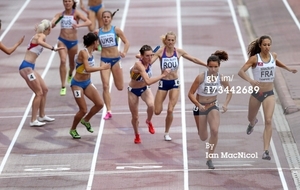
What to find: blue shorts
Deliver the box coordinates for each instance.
[193,101,219,115]
[89,3,103,13]
[128,86,149,97]
[19,60,35,70]
[251,90,274,102]
[101,56,121,67]
[58,36,78,50]
[158,79,180,91]
[70,78,91,90]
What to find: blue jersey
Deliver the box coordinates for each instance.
[160,47,179,71]
[98,26,118,48]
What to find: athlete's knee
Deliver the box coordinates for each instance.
[80,108,88,115]
[167,108,174,116]
[154,108,162,115]
[131,114,138,122]
[116,83,123,91]
[102,83,110,91]
[199,133,208,141]
[95,102,104,110]
[264,118,272,127]
[210,128,219,137]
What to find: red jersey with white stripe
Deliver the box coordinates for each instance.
[27,36,43,56]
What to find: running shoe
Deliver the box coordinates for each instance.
[262,150,271,160]
[164,134,172,141]
[67,75,72,84]
[246,118,258,135]
[103,112,112,120]
[80,118,94,133]
[134,134,141,144]
[70,129,81,139]
[146,120,155,134]
[38,115,55,122]
[206,160,215,169]
[60,87,66,96]
[30,120,46,127]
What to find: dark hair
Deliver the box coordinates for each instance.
[248,35,272,57]
[72,0,77,9]
[102,9,119,18]
[83,32,99,47]
[139,45,152,55]
[207,50,229,66]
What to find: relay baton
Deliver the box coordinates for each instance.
[55,15,64,25]
[153,45,160,53]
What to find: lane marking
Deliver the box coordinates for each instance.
[0,109,249,119]
[227,0,288,189]
[86,0,131,189]
[176,0,189,189]
[0,0,31,41]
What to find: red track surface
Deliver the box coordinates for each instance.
[0,0,299,189]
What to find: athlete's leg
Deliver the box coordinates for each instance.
[128,90,139,135]
[70,86,87,130]
[57,41,68,89]
[68,44,78,78]
[87,10,96,32]
[164,88,180,134]
[111,61,124,91]
[96,6,104,28]
[141,88,154,122]
[83,84,104,121]
[100,63,112,112]
[261,95,275,151]
[154,89,168,115]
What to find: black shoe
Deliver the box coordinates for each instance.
[206,160,215,169]
[247,119,258,135]
[262,150,271,160]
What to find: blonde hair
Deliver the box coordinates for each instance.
[160,31,177,46]
[36,19,51,33]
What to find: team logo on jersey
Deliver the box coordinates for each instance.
[257,62,263,66]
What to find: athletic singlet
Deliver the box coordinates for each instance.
[160,47,179,71]
[197,71,221,96]
[98,26,118,48]
[75,48,95,74]
[252,53,276,82]
[60,9,77,29]
[27,36,43,56]
[130,61,152,82]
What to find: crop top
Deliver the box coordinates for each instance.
[75,48,95,74]
[197,71,221,96]
[27,36,43,56]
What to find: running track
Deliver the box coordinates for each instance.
[0,0,299,189]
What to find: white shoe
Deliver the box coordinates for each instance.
[164,134,172,141]
[38,115,55,122]
[30,120,46,127]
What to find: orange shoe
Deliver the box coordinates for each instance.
[134,134,141,144]
[146,120,155,134]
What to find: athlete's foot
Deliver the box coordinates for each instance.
[38,115,55,122]
[30,120,46,127]
[103,112,112,120]
[134,134,141,144]
[246,118,258,135]
[67,75,72,84]
[164,133,172,141]
[206,160,215,169]
[80,118,94,133]
[262,150,271,160]
[70,129,81,139]
[60,87,66,96]
[146,120,155,134]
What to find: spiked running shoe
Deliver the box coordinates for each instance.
[262,150,271,160]
[67,75,72,84]
[146,120,155,134]
[30,120,46,127]
[103,112,112,120]
[38,115,55,122]
[246,118,258,135]
[206,160,215,169]
[70,129,81,139]
[134,134,141,144]
[60,87,66,96]
[80,119,94,133]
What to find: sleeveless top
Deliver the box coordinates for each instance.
[197,71,221,96]
[27,36,43,56]
[252,53,276,82]
[160,47,179,71]
[75,48,95,74]
[60,9,77,29]
[98,26,118,48]
[130,61,152,82]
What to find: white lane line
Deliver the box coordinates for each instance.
[86,0,130,189]
[0,52,57,173]
[176,0,189,190]
[227,0,288,189]
[0,0,31,41]
[282,0,300,30]
[0,0,34,174]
